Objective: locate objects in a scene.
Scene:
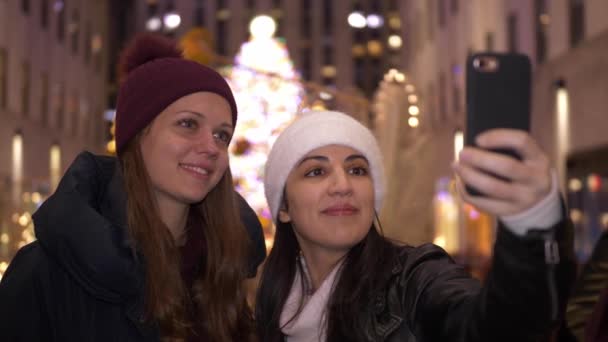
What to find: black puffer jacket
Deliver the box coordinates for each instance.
[360,219,575,341]
[0,152,266,341]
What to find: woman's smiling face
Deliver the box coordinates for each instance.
[139,91,233,207]
[279,144,375,255]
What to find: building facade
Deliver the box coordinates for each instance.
[379,0,608,260]
[0,0,109,272]
[129,0,405,100]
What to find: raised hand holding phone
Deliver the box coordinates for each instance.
[456,52,552,216]
[453,129,552,216]
[464,52,531,196]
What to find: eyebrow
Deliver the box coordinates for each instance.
[218,122,234,131]
[297,154,369,166]
[179,110,234,130]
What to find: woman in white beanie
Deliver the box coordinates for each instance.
[255,110,574,341]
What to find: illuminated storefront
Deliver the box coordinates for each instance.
[567,146,608,262]
[433,177,494,280]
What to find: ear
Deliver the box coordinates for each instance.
[278,205,291,223]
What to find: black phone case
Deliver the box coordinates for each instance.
[465,52,531,196]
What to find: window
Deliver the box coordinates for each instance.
[301,0,311,38]
[370,58,382,97]
[79,100,89,139]
[57,1,66,42]
[427,0,435,42]
[272,0,283,37]
[70,91,79,137]
[353,29,364,44]
[388,0,398,11]
[194,0,205,26]
[354,57,365,92]
[84,111,92,143]
[71,10,80,54]
[414,10,422,51]
[451,63,462,114]
[0,49,6,109]
[56,84,65,130]
[438,0,446,28]
[569,0,585,47]
[12,132,24,197]
[439,72,446,120]
[246,0,255,14]
[370,0,381,38]
[94,47,102,72]
[216,20,227,56]
[507,13,518,52]
[84,23,91,63]
[22,0,30,14]
[322,1,333,83]
[245,0,255,40]
[323,0,332,35]
[216,0,228,56]
[166,0,175,12]
[301,47,311,81]
[323,45,333,65]
[41,0,49,28]
[428,83,437,128]
[452,83,461,114]
[535,0,547,63]
[147,2,158,17]
[41,72,49,126]
[322,45,333,84]
[451,0,458,14]
[50,143,62,192]
[91,34,102,71]
[163,1,176,39]
[21,61,30,117]
[485,32,495,51]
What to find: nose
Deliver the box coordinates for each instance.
[328,169,353,196]
[194,129,220,159]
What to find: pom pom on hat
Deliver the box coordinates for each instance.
[118,33,182,78]
[264,111,386,223]
[114,33,237,154]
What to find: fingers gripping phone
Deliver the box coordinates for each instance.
[464,52,532,196]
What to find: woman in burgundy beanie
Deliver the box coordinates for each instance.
[0,33,265,341]
[112,32,258,340]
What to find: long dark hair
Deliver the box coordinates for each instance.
[255,217,400,341]
[120,138,256,341]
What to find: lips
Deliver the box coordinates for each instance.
[180,163,212,179]
[322,204,359,216]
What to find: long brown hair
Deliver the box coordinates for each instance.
[255,218,400,341]
[120,138,255,341]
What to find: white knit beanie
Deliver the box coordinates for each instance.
[264,110,385,222]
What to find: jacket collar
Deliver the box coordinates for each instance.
[369,250,408,339]
[33,152,144,303]
[100,162,129,234]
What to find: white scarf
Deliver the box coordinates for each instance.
[280,257,344,342]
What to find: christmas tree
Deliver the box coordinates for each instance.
[223,16,305,248]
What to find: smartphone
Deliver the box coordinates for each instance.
[464,52,531,196]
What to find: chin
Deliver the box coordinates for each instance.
[179,191,211,205]
[327,238,364,251]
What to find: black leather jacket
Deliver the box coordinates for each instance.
[364,219,575,341]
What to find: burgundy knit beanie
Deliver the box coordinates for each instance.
[115,33,237,154]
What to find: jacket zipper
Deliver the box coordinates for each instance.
[543,231,560,321]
